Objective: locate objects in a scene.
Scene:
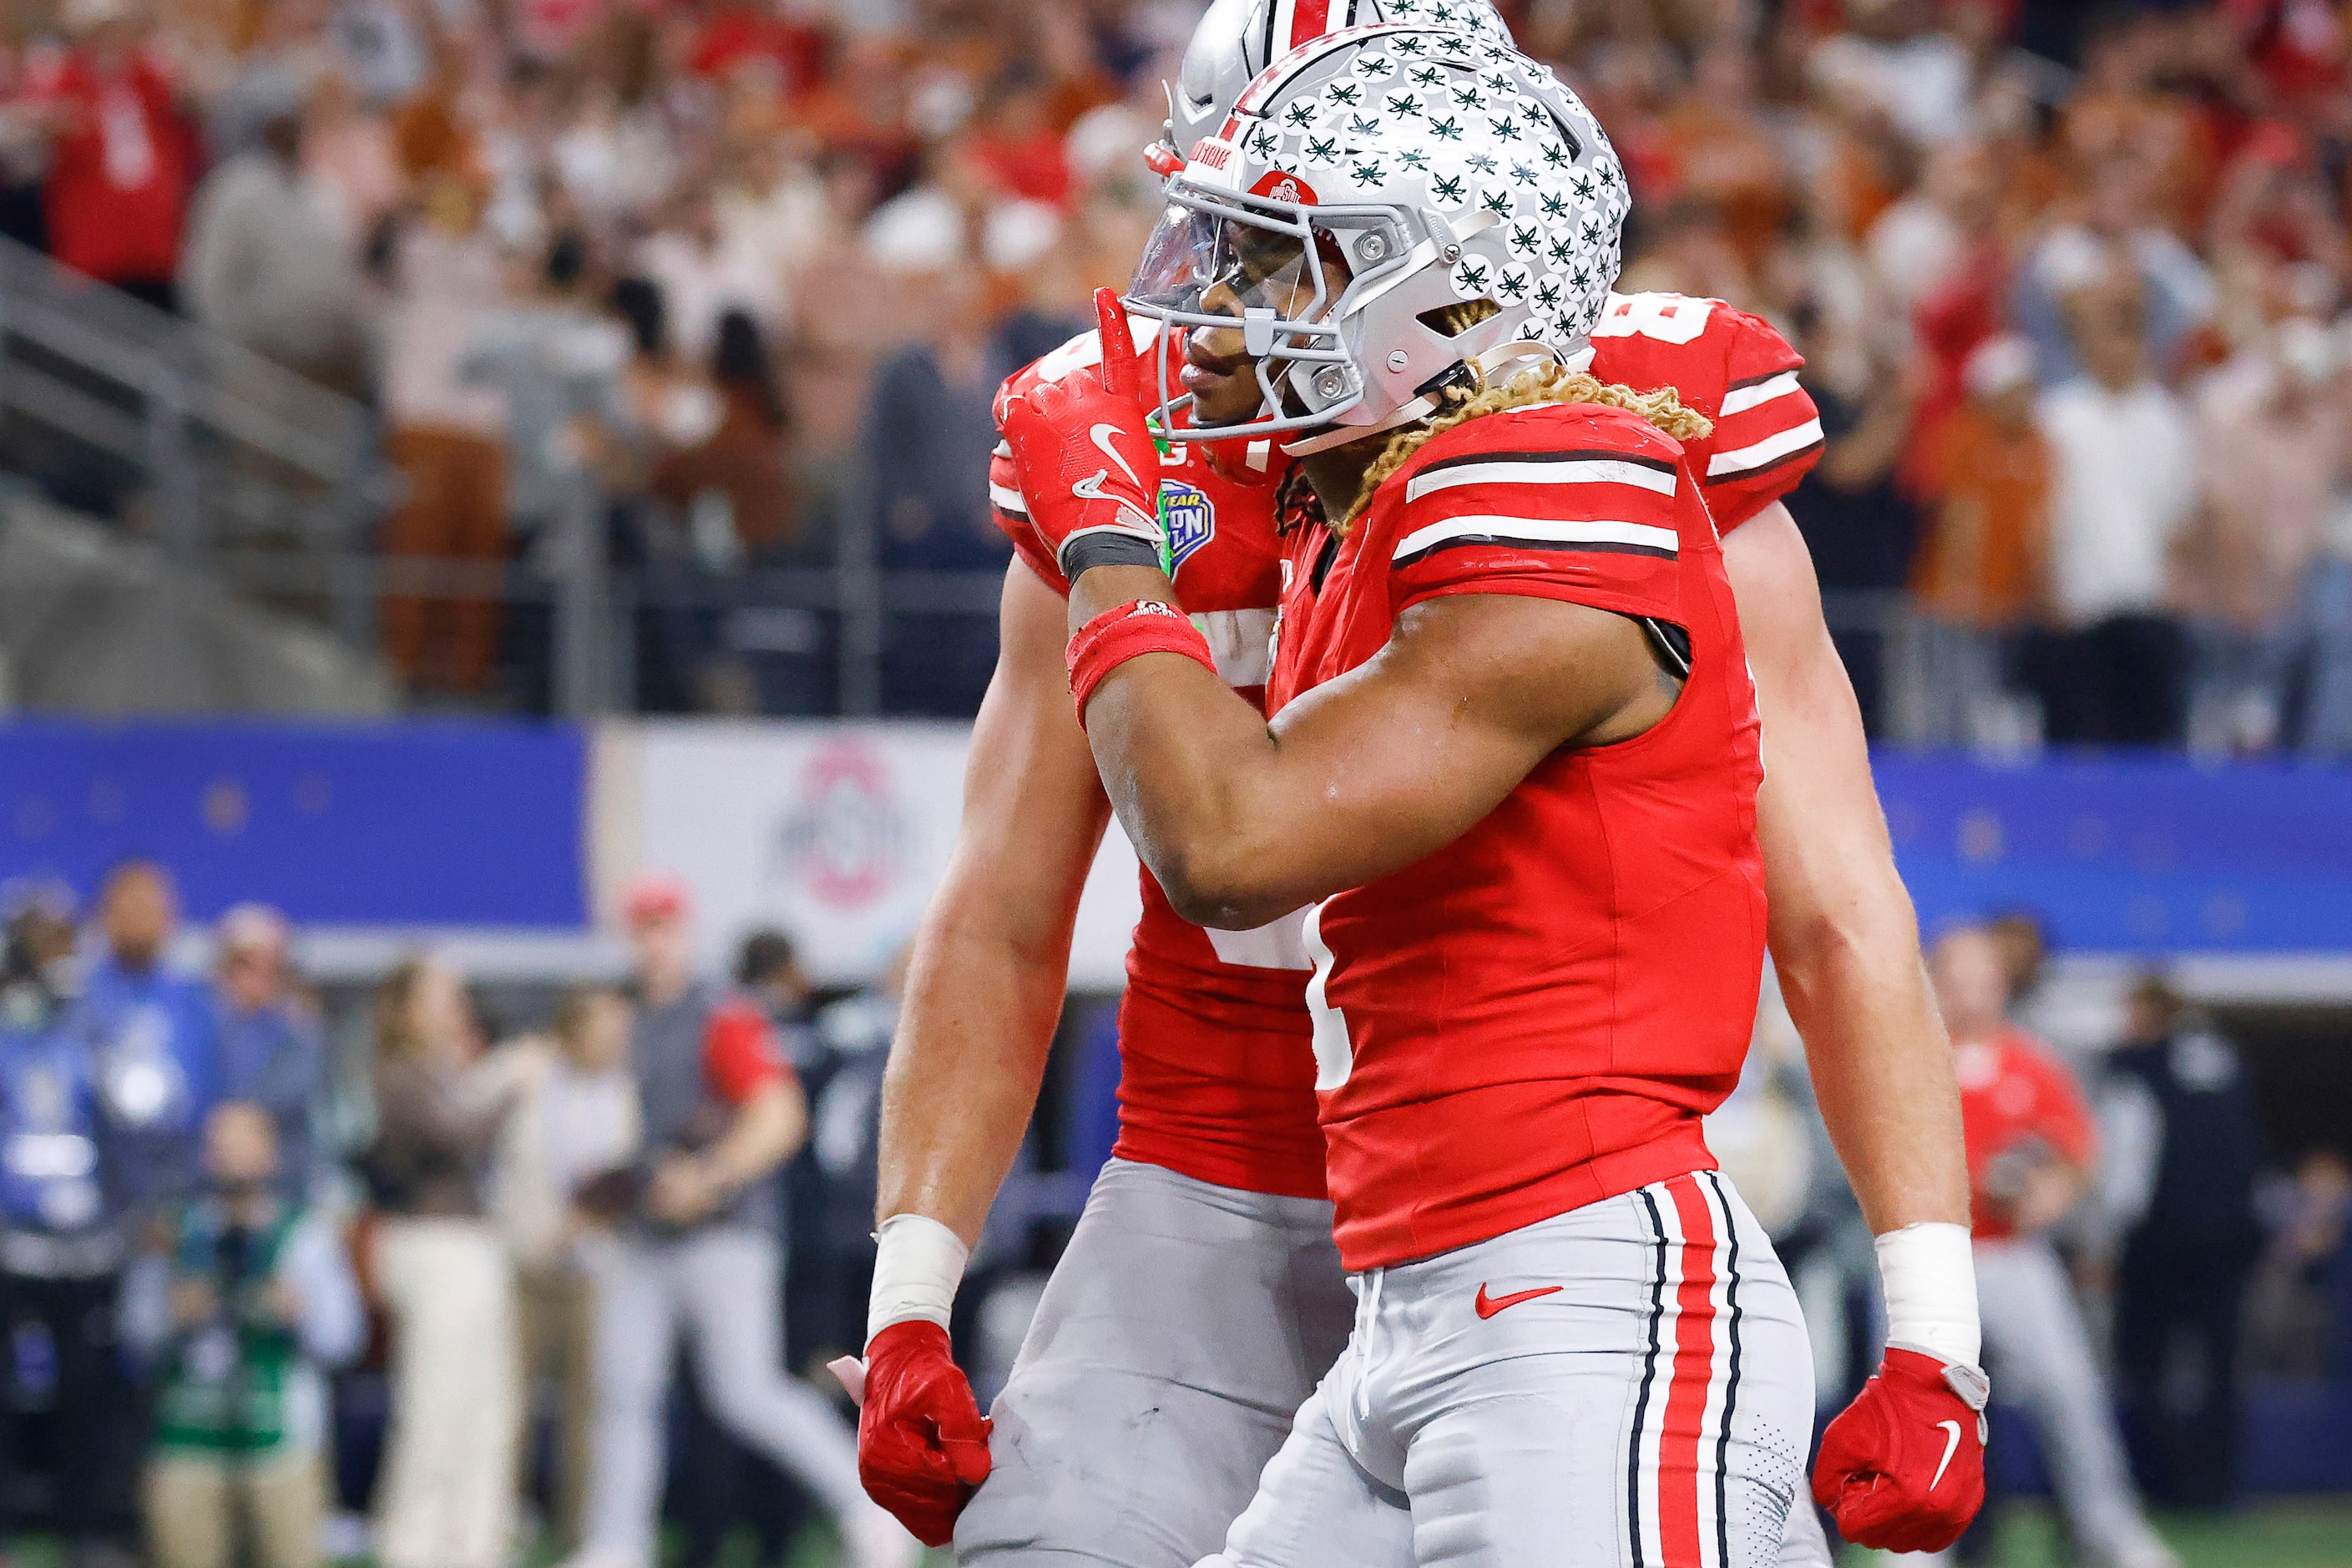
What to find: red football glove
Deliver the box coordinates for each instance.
[1813,1347,1990,1553]
[997,288,1165,582]
[855,1320,994,1547]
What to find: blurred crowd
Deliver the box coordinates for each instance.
[0,867,923,1568]
[1,0,2351,739]
[0,862,2347,1565]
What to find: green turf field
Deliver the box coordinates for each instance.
[20,1495,2349,1568]
[1851,1500,2352,1568]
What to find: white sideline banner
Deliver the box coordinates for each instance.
[591,719,1142,988]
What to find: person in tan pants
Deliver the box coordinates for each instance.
[144,1104,364,1568]
[484,985,640,1548]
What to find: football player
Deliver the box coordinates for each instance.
[994,29,1982,1563]
[855,5,1978,1565]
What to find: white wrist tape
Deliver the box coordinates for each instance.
[1875,1221,1981,1368]
[867,1212,969,1345]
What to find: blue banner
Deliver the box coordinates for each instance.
[1877,753,2334,953]
[0,723,2334,953]
[0,721,586,927]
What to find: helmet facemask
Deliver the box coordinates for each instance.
[1128,178,1416,443]
[1121,25,1629,453]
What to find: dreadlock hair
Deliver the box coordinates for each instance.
[1338,358,1714,531]
[1272,463,1327,537]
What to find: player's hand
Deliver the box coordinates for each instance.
[1813,1346,1989,1553]
[997,288,1163,582]
[856,1320,993,1547]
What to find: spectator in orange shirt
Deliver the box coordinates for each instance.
[1657,40,1791,269]
[1934,926,2177,1568]
[1907,335,2050,745]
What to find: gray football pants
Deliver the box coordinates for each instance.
[962,1160,1832,1568]
[957,1159,1356,1567]
[1201,1171,1815,1568]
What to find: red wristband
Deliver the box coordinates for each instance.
[1066,599,1218,726]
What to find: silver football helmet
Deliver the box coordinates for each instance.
[1126,26,1631,450]
[1163,0,1515,167]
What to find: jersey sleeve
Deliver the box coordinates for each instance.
[1383,406,1688,622]
[701,1002,789,1105]
[1697,306,1824,531]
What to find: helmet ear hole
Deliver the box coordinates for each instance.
[1415,300,1502,338]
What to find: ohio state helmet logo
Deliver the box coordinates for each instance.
[1249,169,1319,205]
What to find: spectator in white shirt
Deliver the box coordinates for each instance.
[2022,282,2198,746]
[483,984,639,1552]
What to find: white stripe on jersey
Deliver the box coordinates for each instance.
[989,483,1029,516]
[1716,370,1802,418]
[1393,514,1679,562]
[1707,417,1824,478]
[1204,905,1312,971]
[992,440,1013,458]
[1193,606,1276,689]
[1404,458,1678,504]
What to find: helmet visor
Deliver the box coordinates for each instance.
[1129,202,1314,318]
[1120,176,1359,443]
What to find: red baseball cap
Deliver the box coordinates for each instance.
[623,873,691,926]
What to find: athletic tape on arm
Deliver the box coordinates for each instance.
[1875,1221,1982,1368]
[867,1211,971,1344]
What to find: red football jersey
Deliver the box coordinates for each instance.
[1262,401,1769,1270]
[1954,1026,2097,1242]
[992,321,1326,1198]
[1587,291,1825,531]
[987,296,1813,1204]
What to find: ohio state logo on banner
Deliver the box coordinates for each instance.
[772,741,906,909]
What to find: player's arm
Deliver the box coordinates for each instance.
[1069,569,1671,928]
[1004,301,1676,929]
[853,554,1111,1547]
[712,1078,805,1181]
[1722,501,1970,1237]
[875,557,1112,1247]
[1727,503,1992,1550]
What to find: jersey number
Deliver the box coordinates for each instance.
[1204,905,1311,970]
[1592,292,1717,346]
[1301,901,1353,1090]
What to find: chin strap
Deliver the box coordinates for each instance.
[1277,339,1566,457]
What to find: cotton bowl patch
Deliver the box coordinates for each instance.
[1160,480,1216,569]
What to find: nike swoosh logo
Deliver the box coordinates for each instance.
[1474,1283,1561,1320]
[1931,1419,1962,1490]
[1090,423,1143,488]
